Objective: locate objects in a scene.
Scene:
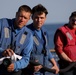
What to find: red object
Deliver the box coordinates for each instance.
[54,25,76,61]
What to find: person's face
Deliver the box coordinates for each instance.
[69,16,76,28]
[15,11,31,28]
[32,12,46,30]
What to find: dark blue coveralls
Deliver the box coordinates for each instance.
[25,23,58,75]
[0,18,33,75]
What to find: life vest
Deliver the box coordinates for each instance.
[59,25,76,61]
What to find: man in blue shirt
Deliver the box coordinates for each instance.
[23,4,59,75]
[0,5,33,75]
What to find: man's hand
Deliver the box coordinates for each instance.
[34,65,42,72]
[2,49,14,57]
[7,63,14,72]
[51,65,59,74]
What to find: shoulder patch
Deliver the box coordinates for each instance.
[4,27,9,38]
[20,34,26,44]
[33,36,39,45]
[66,32,73,40]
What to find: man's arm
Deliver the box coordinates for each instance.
[0,19,4,56]
[54,31,72,62]
[13,34,33,71]
[50,58,59,74]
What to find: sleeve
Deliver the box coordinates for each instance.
[0,20,1,37]
[14,34,33,71]
[0,19,5,56]
[54,31,65,55]
[48,51,53,59]
[46,31,54,59]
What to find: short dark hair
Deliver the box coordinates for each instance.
[32,4,48,16]
[70,11,76,18]
[18,5,32,14]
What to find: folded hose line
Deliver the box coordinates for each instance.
[30,61,76,73]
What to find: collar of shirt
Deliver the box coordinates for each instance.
[35,29,42,39]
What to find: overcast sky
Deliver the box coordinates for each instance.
[0,0,76,24]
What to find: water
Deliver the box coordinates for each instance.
[44,23,64,49]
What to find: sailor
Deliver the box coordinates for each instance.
[0,5,33,75]
[23,4,59,75]
[54,11,76,75]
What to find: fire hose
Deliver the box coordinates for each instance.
[30,60,76,73]
[0,54,76,74]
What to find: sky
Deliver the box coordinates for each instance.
[0,0,76,24]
